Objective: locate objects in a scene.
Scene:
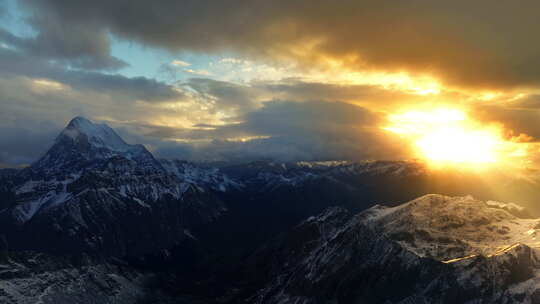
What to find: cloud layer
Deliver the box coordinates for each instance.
[0,44,413,166]
[18,0,540,90]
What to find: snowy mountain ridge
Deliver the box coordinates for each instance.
[360,194,538,260]
[245,194,540,303]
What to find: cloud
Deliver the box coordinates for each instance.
[255,79,436,109]
[171,60,190,67]
[1,24,538,168]
[2,0,540,172]
[509,95,540,109]
[0,49,496,167]
[158,63,212,82]
[19,0,540,90]
[0,9,126,71]
[0,48,183,102]
[181,78,264,113]
[151,100,410,162]
[472,104,540,141]
[0,2,5,18]
[183,69,212,76]
[0,123,58,167]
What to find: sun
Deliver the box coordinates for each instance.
[415,127,498,163]
[384,108,504,166]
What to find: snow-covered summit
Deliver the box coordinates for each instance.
[30,116,161,176]
[60,116,132,152]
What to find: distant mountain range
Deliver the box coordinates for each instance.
[1,117,540,303]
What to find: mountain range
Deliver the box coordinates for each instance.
[1,117,540,303]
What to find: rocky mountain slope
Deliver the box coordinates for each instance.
[0,252,148,304]
[0,117,224,256]
[240,194,540,303]
[0,250,207,304]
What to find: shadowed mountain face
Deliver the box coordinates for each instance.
[1,117,540,303]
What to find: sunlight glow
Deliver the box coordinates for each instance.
[384,108,522,167]
[416,127,498,163]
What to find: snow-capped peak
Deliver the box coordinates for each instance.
[60,116,131,152]
[30,116,162,175]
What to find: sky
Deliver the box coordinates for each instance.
[1,0,540,169]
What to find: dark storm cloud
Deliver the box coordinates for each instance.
[255,79,434,107]
[177,77,432,118]
[0,5,126,71]
[240,100,380,136]
[0,28,20,46]
[0,48,183,102]
[139,99,381,139]
[20,0,540,90]
[152,100,409,162]
[261,80,381,102]
[70,73,184,102]
[472,105,540,141]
